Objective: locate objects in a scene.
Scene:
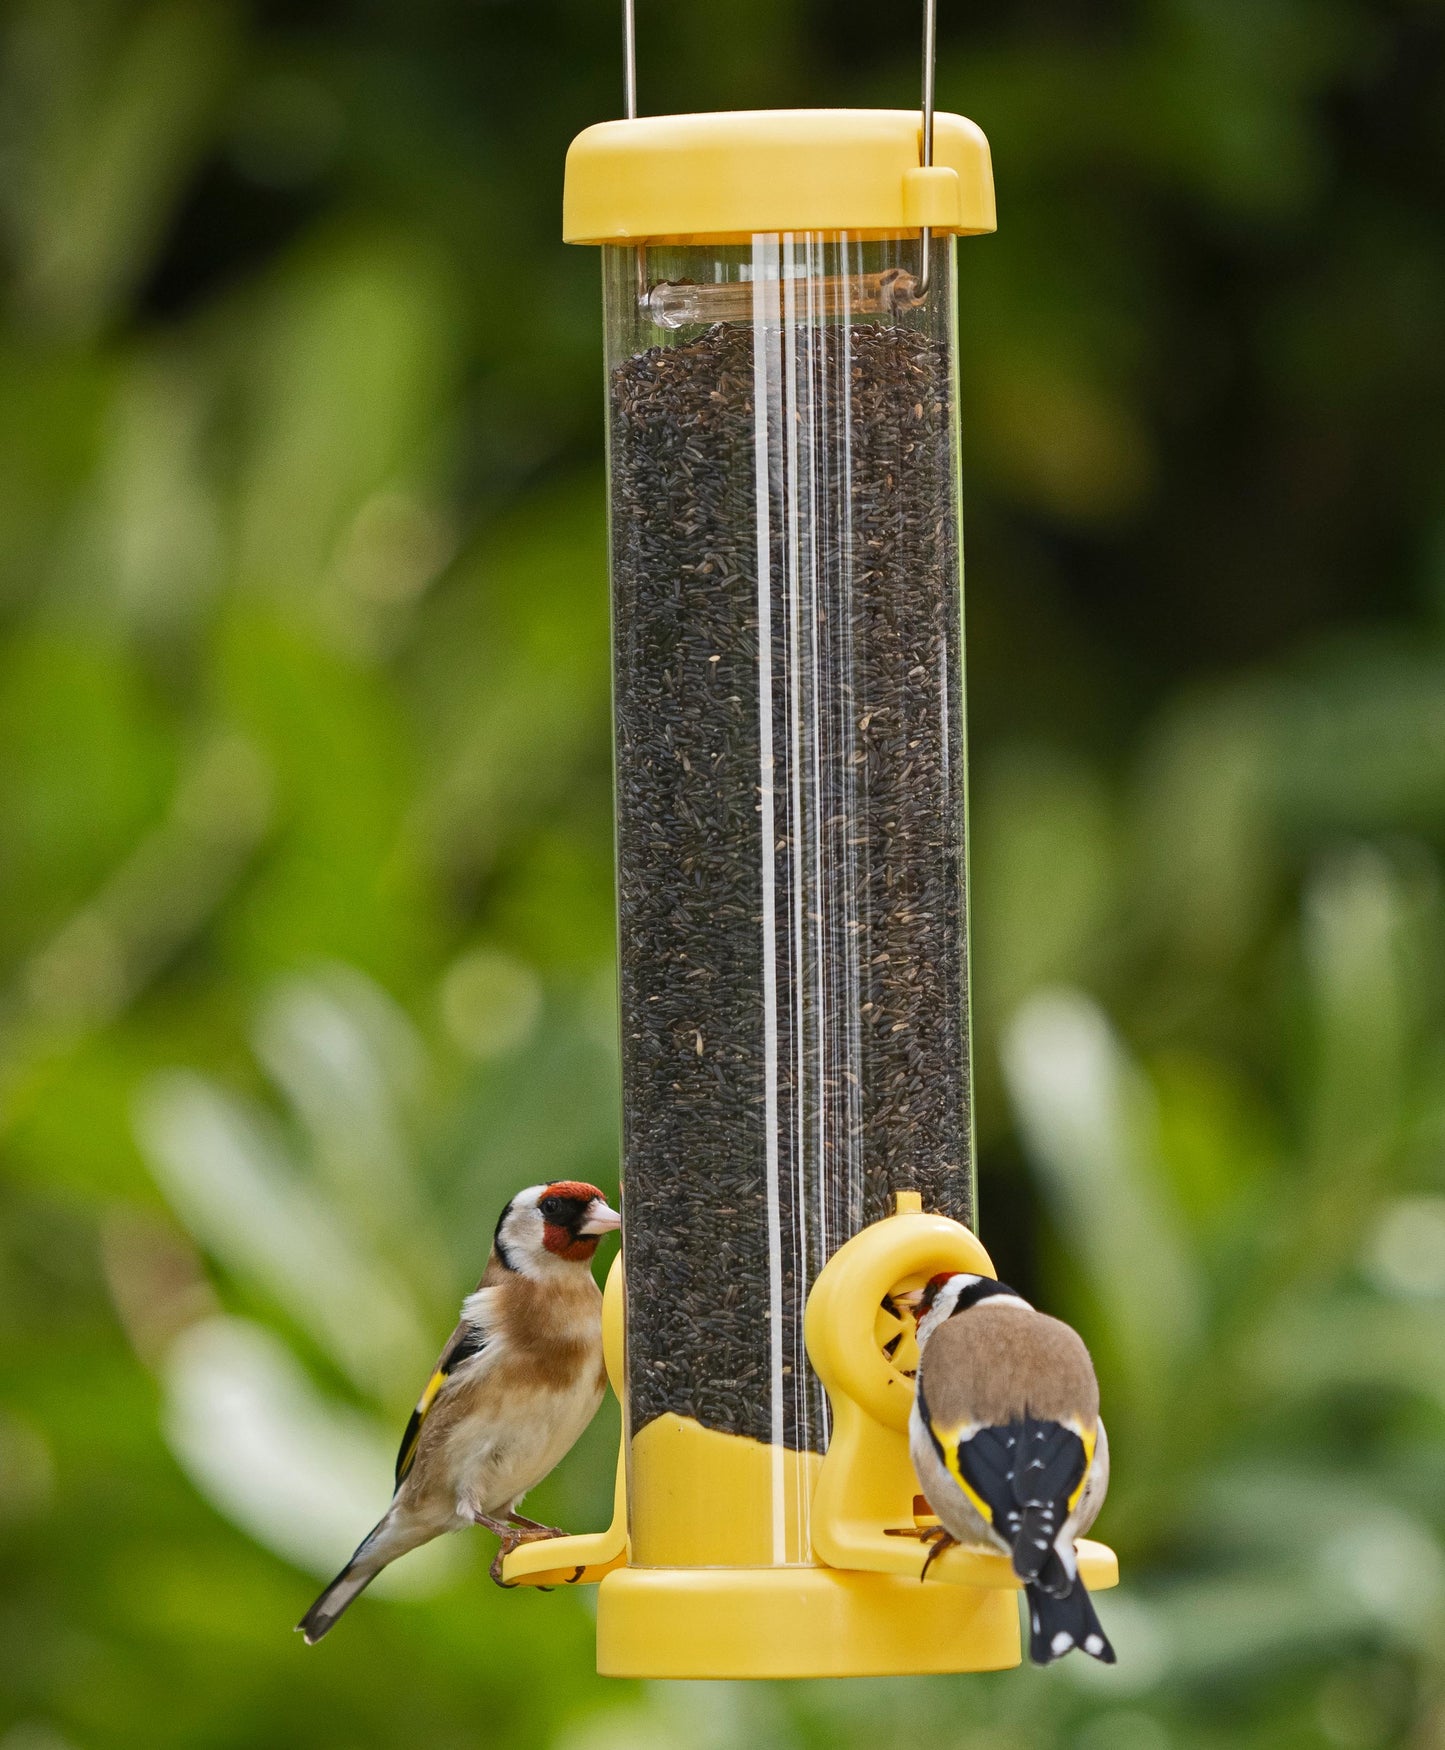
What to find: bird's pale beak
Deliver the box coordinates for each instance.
[580,1198,622,1236]
[893,1287,924,1311]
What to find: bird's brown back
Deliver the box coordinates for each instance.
[920,1305,1100,1432]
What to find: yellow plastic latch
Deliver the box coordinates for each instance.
[901,166,963,229]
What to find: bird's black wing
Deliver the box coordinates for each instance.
[394,1324,489,1489]
[953,1416,1089,1583]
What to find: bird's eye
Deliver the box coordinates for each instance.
[539,1196,563,1219]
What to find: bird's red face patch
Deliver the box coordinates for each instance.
[542,1226,600,1261]
[538,1181,610,1261]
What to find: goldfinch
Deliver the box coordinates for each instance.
[297,1180,620,1643]
[905,1272,1114,1666]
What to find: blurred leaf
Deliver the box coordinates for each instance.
[251,966,429,1236]
[1248,1292,1445,1410]
[408,483,611,889]
[1130,0,1361,219]
[1200,1463,1445,1650]
[217,606,439,987]
[1130,685,1276,973]
[1273,647,1445,836]
[1002,990,1205,1410]
[0,0,235,336]
[0,630,174,964]
[162,1314,461,1592]
[55,345,221,635]
[233,228,460,626]
[973,745,1121,1023]
[1295,847,1417,1268]
[1149,1050,1278,1242]
[135,1069,429,1398]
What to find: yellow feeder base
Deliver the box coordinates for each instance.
[596,1564,1021,1680]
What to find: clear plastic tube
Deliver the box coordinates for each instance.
[606,233,972,1559]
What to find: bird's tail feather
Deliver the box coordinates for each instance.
[297,1556,379,1644]
[1025,1577,1116,1666]
[1011,1503,1063,1585]
[297,1511,441,1643]
[1023,1538,1074,1599]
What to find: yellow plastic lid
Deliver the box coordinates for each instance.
[563,109,995,246]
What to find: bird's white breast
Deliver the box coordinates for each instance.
[434,1328,606,1519]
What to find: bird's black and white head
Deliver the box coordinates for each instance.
[908,1271,1032,1346]
[493,1180,621,1278]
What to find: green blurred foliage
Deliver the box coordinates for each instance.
[1,1,1443,1746]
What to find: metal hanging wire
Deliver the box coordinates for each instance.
[620,0,939,312]
[917,0,937,299]
[623,0,638,120]
[622,0,646,302]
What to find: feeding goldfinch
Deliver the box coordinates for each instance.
[297,1180,620,1644]
[904,1271,1115,1667]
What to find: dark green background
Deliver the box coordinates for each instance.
[2,2,1444,1746]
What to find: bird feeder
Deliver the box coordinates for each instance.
[502,12,1117,1679]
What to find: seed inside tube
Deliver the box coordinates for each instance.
[610,286,972,1460]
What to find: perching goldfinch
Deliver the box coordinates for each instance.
[906,1271,1115,1667]
[297,1180,621,1644]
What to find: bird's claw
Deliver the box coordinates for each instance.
[488,1524,567,1589]
[918,1525,959,1582]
